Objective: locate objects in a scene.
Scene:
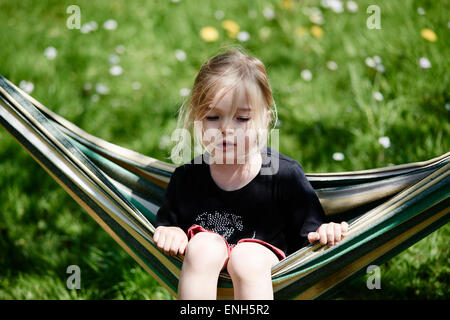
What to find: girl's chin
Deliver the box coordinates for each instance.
[207,149,258,165]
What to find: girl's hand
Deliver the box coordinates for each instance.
[307,222,349,247]
[153,226,188,256]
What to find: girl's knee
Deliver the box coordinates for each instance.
[184,232,228,270]
[227,243,277,281]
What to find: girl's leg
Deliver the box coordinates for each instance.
[178,232,229,300]
[227,242,279,300]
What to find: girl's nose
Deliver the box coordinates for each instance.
[220,118,234,135]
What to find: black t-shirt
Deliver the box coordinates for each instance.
[155,146,326,256]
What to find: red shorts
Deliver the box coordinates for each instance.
[187,224,286,261]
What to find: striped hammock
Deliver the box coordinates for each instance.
[0,74,448,300]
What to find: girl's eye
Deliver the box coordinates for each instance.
[205,116,250,122]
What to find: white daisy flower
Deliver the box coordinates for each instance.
[215,10,225,20]
[80,24,91,34]
[19,80,34,94]
[320,0,330,8]
[44,46,57,60]
[373,91,384,101]
[417,7,426,15]
[378,136,391,148]
[332,152,345,161]
[175,49,186,61]
[83,82,92,92]
[326,61,338,71]
[419,57,431,69]
[179,88,191,97]
[103,19,118,30]
[373,56,382,64]
[309,13,325,25]
[263,7,275,20]
[259,27,271,41]
[132,81,141,90]
[346,1,358,13]
[237,31,250,42]
[95,83,110,95]
[88,21,98,30]
[365,56,385,73]
[328,0,344,13]
[303,7,321,16]
[109,65,123,76]
[375,64,385,73]
[320,0,343,13]
[115,45,126,54]
[305,7,322,14]
[108,54,120,65]
[80,21,98,34]
[91,94,100,102]
[300,69,313,81]
[365,57,376,68]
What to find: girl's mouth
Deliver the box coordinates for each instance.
[220,141,235,148]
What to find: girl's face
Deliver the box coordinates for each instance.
[200,88,260,165]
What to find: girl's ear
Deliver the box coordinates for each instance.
[266,109,271,125]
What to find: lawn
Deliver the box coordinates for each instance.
[0,0,448,299]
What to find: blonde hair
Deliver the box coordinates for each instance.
[170,46,278,164]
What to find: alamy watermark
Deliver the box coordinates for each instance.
[366,5,381,29]
[366,264,381,290]
[66,5,81,29]
[66,265,81,290]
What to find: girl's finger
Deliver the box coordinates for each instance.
[153,227,160,242]
[334,223,342,243]
[179,239,188,255]
[341,221,349,235]
[156,232,165,251]
[318,224,328,246]
[163,235,173,254]
[308,232,320,243]
[326,223,335,246]
[170,236,182,256]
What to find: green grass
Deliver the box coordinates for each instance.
[0,0,448,299]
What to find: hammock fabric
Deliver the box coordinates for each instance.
[0,74,448,300]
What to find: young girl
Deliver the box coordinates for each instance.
[154,47,348,300]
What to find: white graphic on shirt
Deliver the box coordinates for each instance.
[195,210,244,241]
